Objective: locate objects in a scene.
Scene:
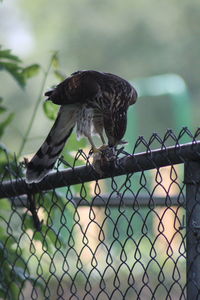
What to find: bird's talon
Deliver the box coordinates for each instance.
[98,144,109,152]
[90,144,108,154]
[90,147,100,154]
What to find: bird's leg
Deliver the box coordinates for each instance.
[98,132,108,151]
[99,132,106,145]
[87,134,108,154]
[87,135,100,153]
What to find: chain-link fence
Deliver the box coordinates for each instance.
[1,127,200,300]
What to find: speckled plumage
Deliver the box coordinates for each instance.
[26,70,137,183]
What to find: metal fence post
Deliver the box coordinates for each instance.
[185,161,200,299]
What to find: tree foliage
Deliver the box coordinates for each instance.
[0,46,88,300]
[0,45,42,298]
[19,0,200,98]
[1,0,198,147]
[0,46,40,139]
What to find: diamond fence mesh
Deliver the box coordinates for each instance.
[1,127,200,300]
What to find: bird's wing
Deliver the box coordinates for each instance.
[45,71,101,105]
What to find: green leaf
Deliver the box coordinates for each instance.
[0,48,21,63]
[23,214,35,231]
[22,64,41,79]
[43,101,59,120]
[7,282,20,300]
[0,61,25,87]
[45,228,58,245]
[0,143,8,151]
[0,198,11,211]
[3,235,16,250]
[0,106,6,114]
[0,48,41,88]
[0,97,7,114]
[0,290,5,298]
[0,113,14,138]
[0,225,6,238]
[32,231,44,243]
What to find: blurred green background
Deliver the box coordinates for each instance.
[0,2,197,298]
[0,0,199,155]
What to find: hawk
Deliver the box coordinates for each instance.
[26,70,137,183]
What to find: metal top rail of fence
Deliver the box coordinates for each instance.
[0,127,200,199]
[1,127,200,300]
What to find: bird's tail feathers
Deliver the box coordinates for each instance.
[26,105,78,184]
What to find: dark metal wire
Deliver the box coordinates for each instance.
[0,127,199,299]
[1,138,200,199]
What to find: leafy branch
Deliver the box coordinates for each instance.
[0,47,40,88]
[0,46,40,143]
[0,46,45,298]
[17,52,59,158]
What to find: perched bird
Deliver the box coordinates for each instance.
[26,70,137,183]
